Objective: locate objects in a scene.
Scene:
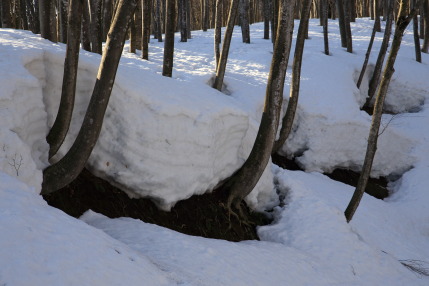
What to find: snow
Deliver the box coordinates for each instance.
[1,17,429,285]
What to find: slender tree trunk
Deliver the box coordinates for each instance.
[345,0,415,222]
[82,0,91,51]
[89,0,103,54]
[374,0,381,31]
[422,0,429,52]
[142,0,151,59]
[179,0,187,42]
[214,0,222,68]
[129,12,137,53]
[186,0,191,38]
[225,0,296,213]
[357,19,378,89]
[337,0,347,47]
[162,0,176,77]
[102,0,113,41]
[58,0,68,43]
[343,0,353,52]
[272,0,310,154]
[212,0,240,91]
[47,0,83,159]
[263,0,270,39]
[365,0,394,109]
[20,0,29,30]
[1,0,12,28]
[412,0,421,61]
[239,0,250,43]
[155,0,163,41]
[42,0,138,195]
[323,0,330,55]
[39,0,51,39]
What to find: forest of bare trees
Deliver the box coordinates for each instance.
[0,0,427,225]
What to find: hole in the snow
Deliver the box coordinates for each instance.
[43,168,271,242]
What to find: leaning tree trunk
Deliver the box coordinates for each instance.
[42,0,138,195]
[225,0,296,213]
[345,0,416,222]
[212,0,242,91]
[356,17,379,89]
[162,0,176,77]
[47,0,83,160]
[272,0,310,154]
[365,0,394,109]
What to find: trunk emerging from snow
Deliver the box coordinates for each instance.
[345,0,416,223]
[46,0,83,160]
[224,0,295,214]
[42,0,138,195]
[272,0,311,154]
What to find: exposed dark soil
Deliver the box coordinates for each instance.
[43,169,271,242]
[272,154,389,199]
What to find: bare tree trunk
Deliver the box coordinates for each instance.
[58,0,68,43]
[142,0,151,59]
[155,0,163,41]
[374,0,381,31]
[89,0,103,54]
[272,0,310,154]
[47,0,83,159]
[1,0,12,28]
[102,0,113,41]
[343,0,353,52]
[186,0,191,38]
[345,0,415,222]
[322,0,330,55]
[239,0,250,43]
[42,0,138,195]
[263,0,270,39]
[412,0,421,61]
[225,0,296,213]
[129,12,137,53]
[357,18,378,88]
[212,0,240,91]
[162,0,176,77]
[422,0,429,52]
[336,0,347,47]
[365,0,394,109]
[179,0,187,41]
[214,0,222,68]
[39,0,52,39]
[82,0,91,51]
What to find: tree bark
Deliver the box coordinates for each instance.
[39,0,52,39]
[102,0,113,41]
[179,0,187,42]
[345,0,415,222]
[214,0,222,68]
[162,0,176,77]
[336,0,347,47]
[343,0,353,52]
[322,0,329,55]
[47,0,83,159]
[365,0,394,109]
[142,0,151,59]
[58,0,68,43]
[272,0,310,154]
[82,0,91,51]
[212,0,240,91]
[239,0,250,43]
[89,0,103,54]
[1,0,12,28]
[155,0,163,42]
[422,0,429,52]
[356,17,378,88]
[42,0,138,195]
[412,0,421,61]
[225,0,296,212]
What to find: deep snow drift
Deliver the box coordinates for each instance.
[1,17,429,285]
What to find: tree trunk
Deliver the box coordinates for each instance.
[102,0,113,41]
[365,0,394,109]
[39,0,51,39]
[42,0,138,195]
[343,0,353,52]
[422,0,429,52]
[214,0,222,68]
[155,0,163,41]
[412,0,421,61]
[357,18,378,89]
[186,0,191,38]
[1,0,12,28]
[179,0,187,42]
[225,0,296,212]
[47,0,83,159]
[142,0,151,59]
[263,0,270,39]
[58,0,68,43]
[374,0,381,32]
[212,0,240,91]
[336,0,347,47]
[239,0,250,43]
[82,0,91,51]
[272,0,310,154]
[129,12,137,53]
[89,0,103,54]
[323,0,330,55]
[345,0,415,222]
[162,0,176,77]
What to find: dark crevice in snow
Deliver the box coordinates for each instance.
[43,168,272,242]
[272,154,389,200]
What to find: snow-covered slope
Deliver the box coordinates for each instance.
[0,17,428,285]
